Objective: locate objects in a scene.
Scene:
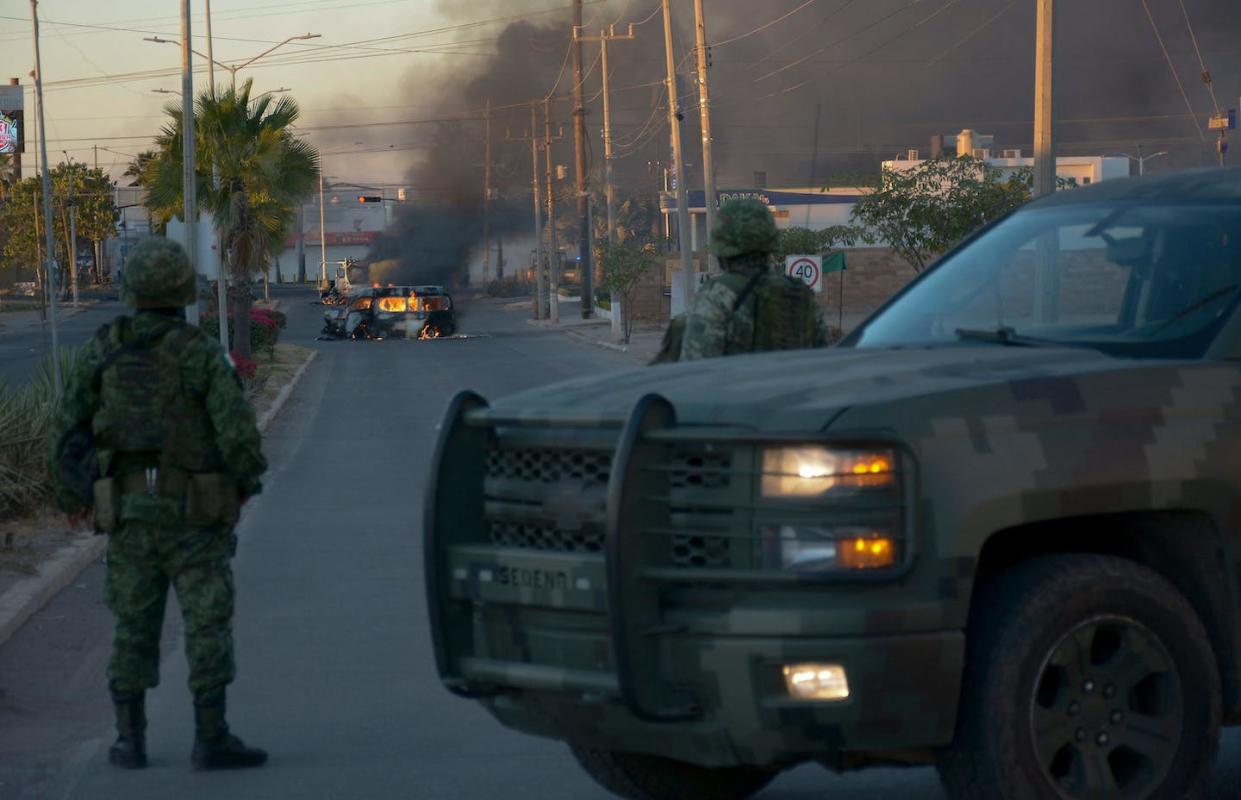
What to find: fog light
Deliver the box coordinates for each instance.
[836,535,897,570]
[783,663,850,701]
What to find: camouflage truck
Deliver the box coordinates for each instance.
[425,169,1241,799]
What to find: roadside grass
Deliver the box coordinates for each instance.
[0,342,314,576]
[246,343,314,412]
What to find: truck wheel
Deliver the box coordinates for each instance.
[937,554,1220,800]
[569,743,776,800]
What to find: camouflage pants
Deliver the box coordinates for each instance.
[105,522,237,703]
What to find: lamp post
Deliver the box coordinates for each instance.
[144,34,319,92]
[1116,147,1168,176]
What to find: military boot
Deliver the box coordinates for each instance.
[191,699,267,770]
[108,689,148,769]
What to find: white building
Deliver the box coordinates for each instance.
[884,129,1130,187]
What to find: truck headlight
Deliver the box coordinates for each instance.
[760,525,898,572]
[761,447,895,497]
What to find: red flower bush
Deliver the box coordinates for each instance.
[229,350,258,380]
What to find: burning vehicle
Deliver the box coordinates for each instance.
[321,285,456,340]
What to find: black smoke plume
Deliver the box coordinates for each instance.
[366,0,1241,284]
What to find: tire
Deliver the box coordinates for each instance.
[569,743,776,800]
[937,554,1221,800]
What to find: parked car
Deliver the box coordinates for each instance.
[425,169,1241,799]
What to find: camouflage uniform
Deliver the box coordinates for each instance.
[679,199,828,362]
[46,237,268,771]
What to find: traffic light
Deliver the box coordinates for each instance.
[357,195,382,204]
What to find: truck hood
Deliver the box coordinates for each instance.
[487,345,1143,432]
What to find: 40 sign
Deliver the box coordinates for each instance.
[785,255,823,293]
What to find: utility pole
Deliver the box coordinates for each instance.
[1032,0,1056,198]
[318,172,328,284]
[661,0,695,309]
[93,144,102,284]
[180,0,199,324]
[205,0,216,98]
[692,0,718,272]
[570,0,592,319]
[508,106,546,319]
[481,97,492,285]
[62,153,79,307]
[575,25,635,248]
[576,24,635,344]
[544,99,562,325]
[30,0,61,393]
[205,0,228,347]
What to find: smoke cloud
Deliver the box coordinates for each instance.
[364,0,1241,283]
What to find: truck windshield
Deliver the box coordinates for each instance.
[852,201,1241,358]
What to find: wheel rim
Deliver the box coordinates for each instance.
[1029,615,1183,799]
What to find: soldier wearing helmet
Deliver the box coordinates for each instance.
[676,199,829,361]
[46,236,269,771]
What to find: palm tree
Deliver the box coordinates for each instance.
[123,150,157,187]
[144,79,318,356]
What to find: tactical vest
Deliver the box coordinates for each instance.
[723,271,821,355]
[651,272,821,364]
[92,318,222,476]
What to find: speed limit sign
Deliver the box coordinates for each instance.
[784,255,823,293]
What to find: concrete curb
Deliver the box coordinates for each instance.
[562,327,630,354]
[0,535,107,649]
[0,346,318,651]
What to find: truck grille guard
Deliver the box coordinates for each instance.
[424,391,913,723]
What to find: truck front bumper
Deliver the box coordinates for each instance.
[475,629,964,768]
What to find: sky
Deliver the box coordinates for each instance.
[2,0,1238,194]
[0,0,495,184]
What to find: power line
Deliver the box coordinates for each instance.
[926,0,1017,66]
[713,0,819,48]
[1176,0,1219,114]
[1139,0,1208,147]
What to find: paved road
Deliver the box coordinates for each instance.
[0,299,126,386]
[2,284,1239,800]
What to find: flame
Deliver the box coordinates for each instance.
[418,325,442,340]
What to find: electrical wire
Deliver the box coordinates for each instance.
[1176,0,1219,114]
[926,0,1016,66]
[753,0,932,83]
[1139,0,1208,146]
[713,0,819,48]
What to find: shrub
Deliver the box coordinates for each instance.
[228,350,258,380]
[200,308,281,356]
[0,348,80,519]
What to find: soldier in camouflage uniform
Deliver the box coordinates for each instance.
[678,199,828,361]
[46,237,269,771]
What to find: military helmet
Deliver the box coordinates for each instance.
[710,199,779,259]
[120,237,196,309]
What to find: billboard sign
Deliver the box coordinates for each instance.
[0,113,17,154]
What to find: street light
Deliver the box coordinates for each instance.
[1116,148,1168,177]
[144,33,319,92]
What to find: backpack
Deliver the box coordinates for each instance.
[90,318,219,475]
[725,272,821,355]
[652,271,821,364]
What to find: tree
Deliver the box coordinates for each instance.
[0,153,13,201]
[0,166,117,290]
[123,150,158,187]
[775,225,860,261]
[598,240,656,343]
[143,80,319,357]
[849,156,1033,273]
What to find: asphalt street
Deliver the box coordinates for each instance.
[0,297,126,386]
[2,284,1239,799]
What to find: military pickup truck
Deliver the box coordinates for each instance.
[425,169,1241,799]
